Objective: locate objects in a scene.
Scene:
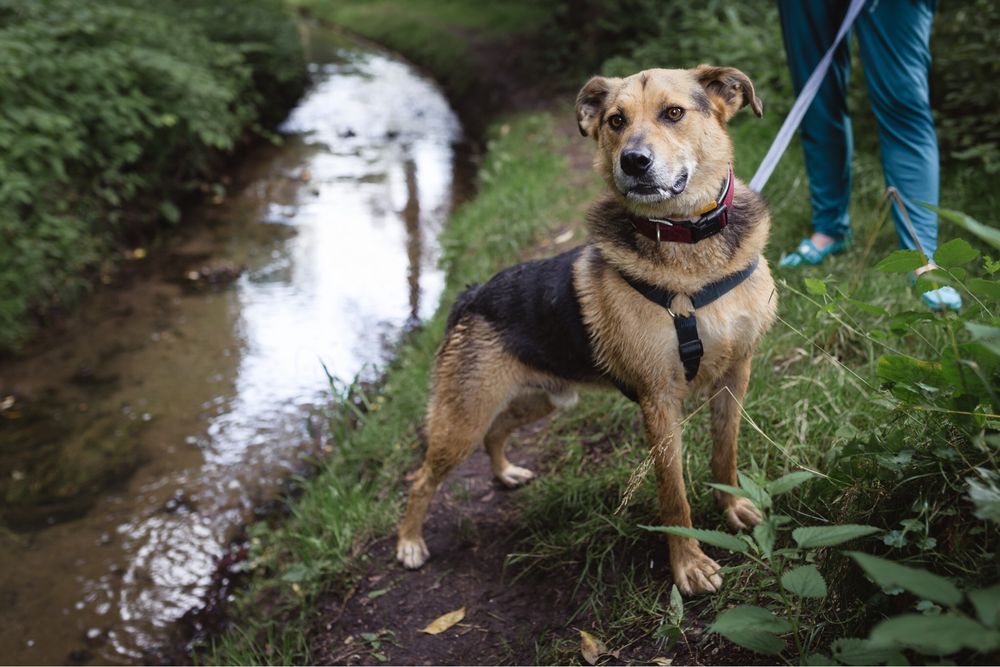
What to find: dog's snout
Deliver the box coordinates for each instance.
[620,148,653,177]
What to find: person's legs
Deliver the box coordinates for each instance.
[855,0,939,256]
[778,0,853,243]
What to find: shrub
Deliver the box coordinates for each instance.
[931,0,1000,172]
[0,0,305,352]
[669,210,1000,663]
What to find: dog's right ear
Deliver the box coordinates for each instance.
[576,76,619,140]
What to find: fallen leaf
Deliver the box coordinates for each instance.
[651,658,673,666]
[554,230,574,244]
[579,630,607,665]
[420,607,465,635]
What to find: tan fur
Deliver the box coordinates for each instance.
[397,67,777,595]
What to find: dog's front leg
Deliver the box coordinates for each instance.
[640,397,723,595]
[710,355,763,530]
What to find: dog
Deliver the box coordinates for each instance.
[395,65,776,596]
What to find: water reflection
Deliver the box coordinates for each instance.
[0,33,461,664]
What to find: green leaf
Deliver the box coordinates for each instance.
[915,268,959,291]
[781,564,827,599]
[830,638,905,665]
[737,471,772,509]
[965,322,1000,357]
[280,564,310,583]
[934,238,979,267]
[716,629,785,656]
[927,204,1000,250]
[847,552,962,606]
[159,200,181,225]
[708,605,790,655]
[753,520,777,559]
[792,524,881,548]
[710,605,792,634]
[888,310,934,335]
[968,470,1000,525]
[969,584,1000,629]
[870,613,1000,655]
[875,249,927,273]
[802,653,833,666]
[639,525,748,553]
[877,355,944,388]
[766,471,815,496]
[668,584,684,625]
[804,277,827,296]
[847,298,889,317]
[968,278,1000,302]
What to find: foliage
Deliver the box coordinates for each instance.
[931,0,1000,172]
[0,0,305,352]
[667,212,1000,663]
[672,470,1000,664]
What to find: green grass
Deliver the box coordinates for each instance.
[288,0,554,100]
[506,100,1000,662]
[209,3,999,664]
[205,111,582,664]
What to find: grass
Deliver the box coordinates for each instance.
[287,0,554,101]
[208,3,1000,665]
[507,101,1000,660]
[205,111,583,664]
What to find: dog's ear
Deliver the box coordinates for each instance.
[694,65,763,122]
[576,76,620,140]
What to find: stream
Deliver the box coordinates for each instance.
[0,24,468,665]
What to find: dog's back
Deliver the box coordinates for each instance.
[442,246,602,384]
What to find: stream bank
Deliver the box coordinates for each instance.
[0,23,471,665]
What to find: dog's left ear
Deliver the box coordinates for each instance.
[576,76,621,140]
[694,65,763,122]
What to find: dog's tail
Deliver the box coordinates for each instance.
[445,283,481,331]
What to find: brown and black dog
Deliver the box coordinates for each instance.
[396,66,777,595]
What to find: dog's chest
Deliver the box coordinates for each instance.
[594,276,772,391]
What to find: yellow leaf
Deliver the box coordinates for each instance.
[579,630,607,665]
[651,658,673,666]
[420,607,465,635]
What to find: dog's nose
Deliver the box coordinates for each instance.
[620,148,653,177]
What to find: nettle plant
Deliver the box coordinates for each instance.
[645,206,1000,664]
[647,470,1000,664]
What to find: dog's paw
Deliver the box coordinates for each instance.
[497,464,535,488]
[672,549,723,596]
[723,496,763,530]
[396,537,429,569]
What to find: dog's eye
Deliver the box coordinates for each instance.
[664,107,684,122]
[607,113,626,130]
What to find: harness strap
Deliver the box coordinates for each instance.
[620,256,760,382]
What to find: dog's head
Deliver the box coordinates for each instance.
[576,66,762,217]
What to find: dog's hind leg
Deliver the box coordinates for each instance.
[483,391,556,487]
[710,355,763,531]
[396,341,520,569]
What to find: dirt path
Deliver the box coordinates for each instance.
[308,421,588,665]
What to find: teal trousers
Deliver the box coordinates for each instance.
[778,0,940,256]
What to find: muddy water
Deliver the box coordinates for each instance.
[0,26,466,665]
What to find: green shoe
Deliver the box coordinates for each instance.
[778,237,848,268]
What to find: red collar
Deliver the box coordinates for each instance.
[629,165,735,244]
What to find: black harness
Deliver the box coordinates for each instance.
[620,256,760,382]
